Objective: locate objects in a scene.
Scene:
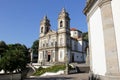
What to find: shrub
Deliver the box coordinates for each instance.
[33,64,66,76]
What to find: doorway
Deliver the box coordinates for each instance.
[48,55,51,62]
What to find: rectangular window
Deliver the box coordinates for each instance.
[43,44,45,47]
[51,42,53,46]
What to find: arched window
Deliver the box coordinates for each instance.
[60,21,63,27]
[41,27,43,33]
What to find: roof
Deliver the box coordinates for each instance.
[70,28,82,33]
[70,28,77,31]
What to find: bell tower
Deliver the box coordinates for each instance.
[57,8,71,62]
[58,8,70,32]
[40,16,50,37]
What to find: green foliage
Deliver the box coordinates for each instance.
[0,42,29,73]
[31,40,39,62]
[31,40,39,55]
[0,41,8,57]
[82,32,88,42]
[33,64,66,76]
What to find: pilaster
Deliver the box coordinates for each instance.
[99,0,120,78]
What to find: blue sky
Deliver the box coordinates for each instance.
[0,0,87,47]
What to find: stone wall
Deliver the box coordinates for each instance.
[0,73,21,80]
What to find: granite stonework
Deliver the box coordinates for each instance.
[84,0,120,80]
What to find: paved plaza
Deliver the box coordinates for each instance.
[24,73,89,80]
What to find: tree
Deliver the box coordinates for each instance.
[0,41,8,57]
[0,43,29,73]
[82,32,88,42]
[31,40,39,62]
[31,40,39,55]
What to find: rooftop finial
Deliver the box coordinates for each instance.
[43,15,47,20]
[62,8,66,13]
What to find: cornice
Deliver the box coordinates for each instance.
[98,0,112,8]
[83,0,97,15]
[83,0,112,15]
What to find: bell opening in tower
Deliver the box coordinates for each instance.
[60,21,63,27]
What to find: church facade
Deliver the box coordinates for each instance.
[38,8,87,65]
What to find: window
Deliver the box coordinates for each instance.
[43,51,44,58]
[43,44,45,47]
[74,32,77,34]
[77,56,79,58]
[60,38,63,46]
[46,43,48,47]
[60,21,63,27]
[41,27,43,33]
[51,42,53,46]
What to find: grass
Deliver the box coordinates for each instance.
[33,64,66,76]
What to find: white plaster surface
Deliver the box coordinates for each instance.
[58,49,65,62]
[89,8,106,75]
[40,70,64,77]
[111,0,120,70]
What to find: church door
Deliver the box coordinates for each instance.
[48,55,51,62]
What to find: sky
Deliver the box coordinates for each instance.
[0,0,88,48]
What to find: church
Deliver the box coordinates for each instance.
[38,8,87,65]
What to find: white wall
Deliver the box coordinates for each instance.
[111,0,120,70]
[58,49,65,62]
[70,31,74,37]
[38,51,43,63]
[70,31,78,38]
[89,8,106,75]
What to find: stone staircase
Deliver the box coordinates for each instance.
[70,63,90,73]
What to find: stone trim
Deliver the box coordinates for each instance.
[85,0,112,22]
[83,0,97,15]
[98,0,112,8]
[100,0,119,75]
[87,19,93,71]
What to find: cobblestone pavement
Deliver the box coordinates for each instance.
[24,73,89,80]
